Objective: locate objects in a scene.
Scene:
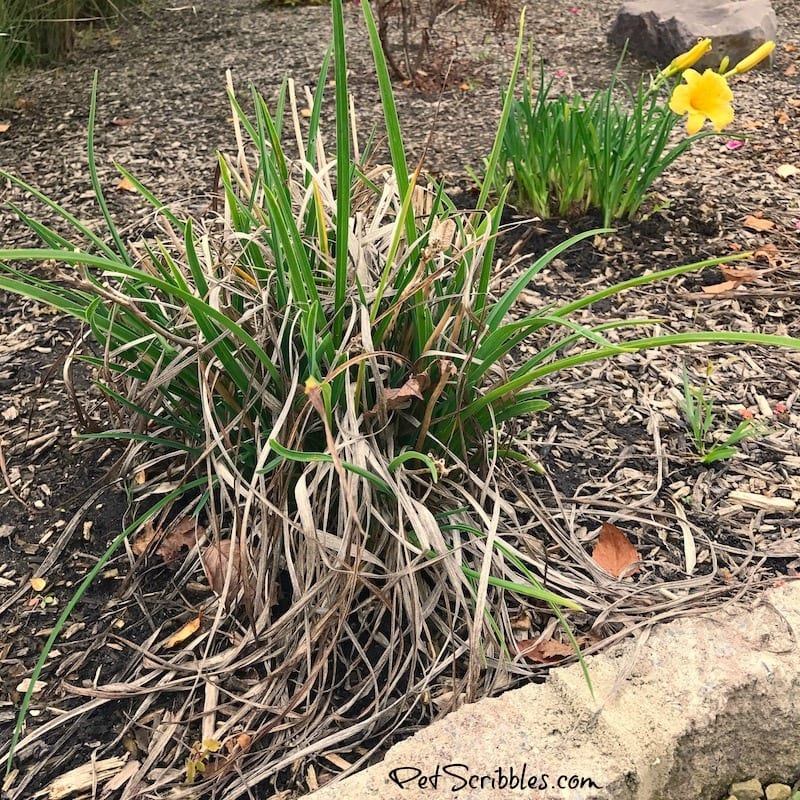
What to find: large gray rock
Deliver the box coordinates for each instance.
[608,0,777,70]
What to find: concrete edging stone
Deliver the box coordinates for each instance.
[309,581,800,800]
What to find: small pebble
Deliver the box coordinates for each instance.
[730,779,764,800]
[765,784,791,800]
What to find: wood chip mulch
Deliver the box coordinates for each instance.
[0,0,798,796]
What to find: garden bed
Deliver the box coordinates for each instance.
[0,0,798,797]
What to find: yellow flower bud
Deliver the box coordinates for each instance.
[718,55,730,74]
[662,38,713,78]
[727,41,775,75]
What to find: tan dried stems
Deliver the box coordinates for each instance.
[374,0,515,86]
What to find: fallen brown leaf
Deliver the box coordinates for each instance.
[701,280,741,294]
[703,264,760,294]
[237,733,253,750]
[30,577,46,592]
[0,123,10,133]
[516,637,574,663]
[132,516,204,563]
[753,242,783,267]
[776,163,799,180]
[224,732,253,754]
[201,539,241,598]
[720,265,758,283]
[157,517,204,564]
[742,214,775,232]
[117,176,137,192]
[591,521,640,578]
[131,521,158,556]
[111,116,139,127]
[383,373,429,410]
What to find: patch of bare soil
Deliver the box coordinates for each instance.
[0,0,799,797]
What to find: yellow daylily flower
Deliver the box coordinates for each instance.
[662,38,713,78]
[669,68,734,134]
[726,40,775,76]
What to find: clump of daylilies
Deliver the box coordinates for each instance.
[483,33,777,224]
[665,38,776,133]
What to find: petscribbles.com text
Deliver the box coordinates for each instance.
[387,763,602,793]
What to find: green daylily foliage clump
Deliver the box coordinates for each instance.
[480,38,774,225]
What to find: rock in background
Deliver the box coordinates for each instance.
[608,0,777,68]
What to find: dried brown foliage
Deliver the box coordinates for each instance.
[374,0,515,87]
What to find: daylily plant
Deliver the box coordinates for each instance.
[483,34,777,224]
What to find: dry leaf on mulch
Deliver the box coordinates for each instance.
[591,522,641,578]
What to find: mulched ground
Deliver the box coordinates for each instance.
[1,0,799,797]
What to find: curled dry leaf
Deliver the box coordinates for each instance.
[133,516,205,564]
[224,733,253,754]
[382,373,430,410]
[111,116,140,127]
[116,176,137,192]
[201,538,241,599]
[157,517,204,563]
[516,637,574,663]
[131,521,158,556]
[429,217,457,252]
[702,264,759,294]
[720,264,758,284]
[591,521,640,578]
[754,242,784,267]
